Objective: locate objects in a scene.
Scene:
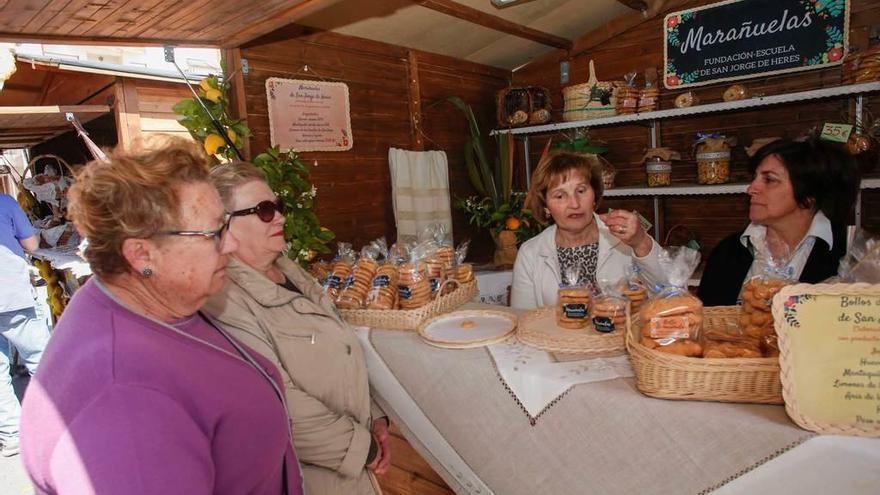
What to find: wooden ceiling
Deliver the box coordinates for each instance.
[0,0,346,48]
[0,105,109,148]
[0,1,650,69]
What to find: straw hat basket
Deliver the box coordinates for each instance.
[340,279,477,330]
[626,306,783,404]
[562,60,616,121]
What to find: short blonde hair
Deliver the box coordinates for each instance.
[68,136,211,279]
[526,151,604,224]
[209,161,267,210]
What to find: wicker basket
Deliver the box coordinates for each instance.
[562,60,616,121]
[496,86,552,127]
[340,279,477,330]
[626,306,783,404]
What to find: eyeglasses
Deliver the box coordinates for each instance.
[156,214,231,250]
[230,198,285,223]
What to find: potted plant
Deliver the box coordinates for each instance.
[443,96,541,265]
[173,75,334,265]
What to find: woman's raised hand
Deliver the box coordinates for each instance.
[599,210,653,257]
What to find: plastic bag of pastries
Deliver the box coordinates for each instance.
[638,246,704,357]
[336,241,383,310]
[622,264,648,313]
[591,278,627,333]
[308,260,331,285]
[448,240,474,291]
[836,229,880,284]
[366,241,402,310]
[701,321,762,359]
[738,234,795,356]
[322,242,356,300]
[556,263,591,330]
[397,242,433,310]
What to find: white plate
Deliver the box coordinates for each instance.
[418,310,517,348]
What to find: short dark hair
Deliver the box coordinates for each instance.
[749,137,860,224]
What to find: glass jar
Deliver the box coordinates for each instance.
[645,157,672,187]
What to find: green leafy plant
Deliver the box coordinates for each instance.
[173,74,334,264]
[440,96,539,244]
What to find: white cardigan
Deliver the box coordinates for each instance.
[510,215,666,309]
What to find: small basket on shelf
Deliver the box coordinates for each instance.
[496,86,553,127]
[562,60,616,122]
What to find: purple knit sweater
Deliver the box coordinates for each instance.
[21,279,304,494]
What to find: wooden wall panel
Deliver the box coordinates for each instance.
[516,0,880,265]
[240,25,508,260]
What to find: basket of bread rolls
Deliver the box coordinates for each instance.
[333,232,478,331]
[626,246,784,404]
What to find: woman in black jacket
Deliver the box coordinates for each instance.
[698,137,860,306]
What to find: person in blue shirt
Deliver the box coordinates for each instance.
[0,193,51,457]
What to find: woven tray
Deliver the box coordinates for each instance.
[340,280,477,331]
[517,306,626,355]
[626,305,783,404]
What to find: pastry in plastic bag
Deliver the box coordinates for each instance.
[557,263,590,329]
[639,246,703,357]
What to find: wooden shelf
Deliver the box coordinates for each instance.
[603,177,880,198]
[491,81,880,136]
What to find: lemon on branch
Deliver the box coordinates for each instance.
[204,134,225,155]
[199,78,213,92]
[204,88,222,103]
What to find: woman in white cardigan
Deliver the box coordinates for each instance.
[511,152,666,309]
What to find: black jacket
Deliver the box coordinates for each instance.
[697,223,847,306]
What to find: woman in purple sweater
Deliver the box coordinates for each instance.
[20,138,304,495]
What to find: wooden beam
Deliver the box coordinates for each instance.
[414,0,572,51]
[114,80,142,149]
[221,48,252,159]
[514,0,686,73]
[0,32,218,48]
[220,0,344,48]
[406,51,425,151]
[617,0,648,10]
[0,105,111,116]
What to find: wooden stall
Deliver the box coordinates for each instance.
[1,1,879,494]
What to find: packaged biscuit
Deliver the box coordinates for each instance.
[323,243,356,300]
[837,229,880,283]
[557,264,590,330]
[397,241,433,310]
[448,240,474,291]
[590,278,627,333]
[739,235,795,356]
[639,246,703,357]
[622,264,648,313]
[336,243,382,310]
[702,320,762,359]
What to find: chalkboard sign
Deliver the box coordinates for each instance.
[664,0,850,89]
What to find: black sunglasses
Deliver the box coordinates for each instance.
[230,198,285,223]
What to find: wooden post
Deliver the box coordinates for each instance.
[113,78,141,150]
[222,47,251,160]
[406,50,424,151]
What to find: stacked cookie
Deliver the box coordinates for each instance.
[335,258,379,309]
[398,263,431,309]
[451,263,474,285]
[638,295,704,357]
[323,260,352,300]
[637,87,658,112]
[622,284,647,313]
[366,264,399,310]
[590,296,626,333]
[739,278,787,356]
[557,287,591,329]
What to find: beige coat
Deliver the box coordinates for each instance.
[204,256,380,495]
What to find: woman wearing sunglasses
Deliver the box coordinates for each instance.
[20,138,304,494]
[204,162,390,495]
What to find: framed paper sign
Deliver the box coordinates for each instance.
[773,283,880,437]
[664,0,850,89]
[266,77,353,152]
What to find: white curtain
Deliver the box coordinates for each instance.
[388,148,452,244]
